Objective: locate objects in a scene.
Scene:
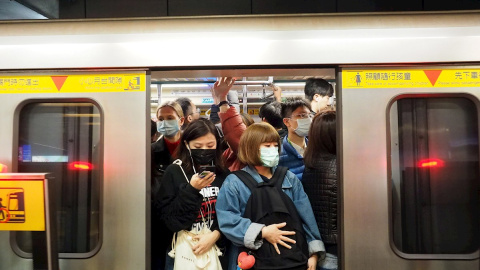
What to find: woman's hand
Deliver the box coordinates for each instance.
[307,254,318,270]
[192,230,221,255]
[212,77,236,103]
[190,172,215,190]
[261,222,296,254]
[271,84,282,102]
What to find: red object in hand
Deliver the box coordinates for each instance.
[238,252,255,269]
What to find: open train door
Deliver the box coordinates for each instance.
[338,66,480,269]
[0,70,150,270]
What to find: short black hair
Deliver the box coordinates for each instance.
[281,97,312,118]
[175,97,193,117]
[259,101,283,129]
[304,78,333,101]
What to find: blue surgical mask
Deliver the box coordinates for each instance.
[157,120,180,137]
[260,147,279,168]
[294,117,312,137]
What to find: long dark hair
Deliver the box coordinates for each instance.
[175,118,226,175]
[304,110,336,168]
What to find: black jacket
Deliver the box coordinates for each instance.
[157,163,228,237]
[150,136,175,269]
[302,153,338,244]
[151,136,174,197]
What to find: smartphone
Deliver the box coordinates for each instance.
[199,165,216,178]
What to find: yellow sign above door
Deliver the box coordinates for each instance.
[343,69,480,88]
[0,73,145,94]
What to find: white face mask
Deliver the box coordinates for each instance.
[260,147,279,168]
[294,117,312,137]
[328,96,334,106]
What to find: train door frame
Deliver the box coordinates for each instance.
[338,65,480,270]
[0,69,151,270]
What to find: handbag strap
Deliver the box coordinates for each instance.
[173,159,190,183]
[169,232,177,257]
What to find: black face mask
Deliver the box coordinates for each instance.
[190,149,216,165]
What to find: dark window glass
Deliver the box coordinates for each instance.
[390,97,479,255]
[15,102,101,256]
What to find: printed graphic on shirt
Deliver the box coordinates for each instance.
[191,185,219,232]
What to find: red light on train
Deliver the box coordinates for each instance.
[418,158,444,168]
[0,163,7,173]
[69,161,93,170]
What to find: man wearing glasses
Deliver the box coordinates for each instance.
[175,97,200,129]
[279,97,313,181]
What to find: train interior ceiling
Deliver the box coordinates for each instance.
[149,68,336,119]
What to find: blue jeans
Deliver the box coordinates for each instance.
[164,249,174,270]
[317,253,337,270]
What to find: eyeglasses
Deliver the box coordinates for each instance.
[290,112,313,119]
[190,108,201,115]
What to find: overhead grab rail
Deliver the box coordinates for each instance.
[153,77,285,105]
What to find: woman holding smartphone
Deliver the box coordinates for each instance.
[156,118,229,270]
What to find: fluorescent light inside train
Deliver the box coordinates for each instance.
[160,84,212,88]
[274,83,306,87]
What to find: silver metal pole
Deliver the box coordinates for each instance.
[242,77,248,114]
[234,80,272,86]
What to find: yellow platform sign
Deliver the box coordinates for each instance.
[0,180,45,231]
[0,73,145,94]
[343,69,480,88]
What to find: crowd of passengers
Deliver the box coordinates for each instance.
[151,77,337,270]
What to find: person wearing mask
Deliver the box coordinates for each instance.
[304,78,334,114]
[279,97,313,181]
[175,97,200,129]
[216,123,325,270]
[302,111,338,270]
[157,118,229,270]
[151,101,184,270]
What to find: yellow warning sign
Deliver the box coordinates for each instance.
[0,181,45,231]
[343,69,480,88]
[248,108,260,115]
[0,73,145,94]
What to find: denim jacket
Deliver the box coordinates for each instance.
[217,165,325,270]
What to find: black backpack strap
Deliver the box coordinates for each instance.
[270,166,289,188]
[231,170,258,191]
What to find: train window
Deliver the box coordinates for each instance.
[389,97,479,258]
[14,102,102,257]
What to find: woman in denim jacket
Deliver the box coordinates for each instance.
[216,123,325,270]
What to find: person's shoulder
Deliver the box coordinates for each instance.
[151,137,165,151]
[164,163,183,175]
[221,171,244,188]
[283,169,302,186]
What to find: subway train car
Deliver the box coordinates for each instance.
[0,11,479,270]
